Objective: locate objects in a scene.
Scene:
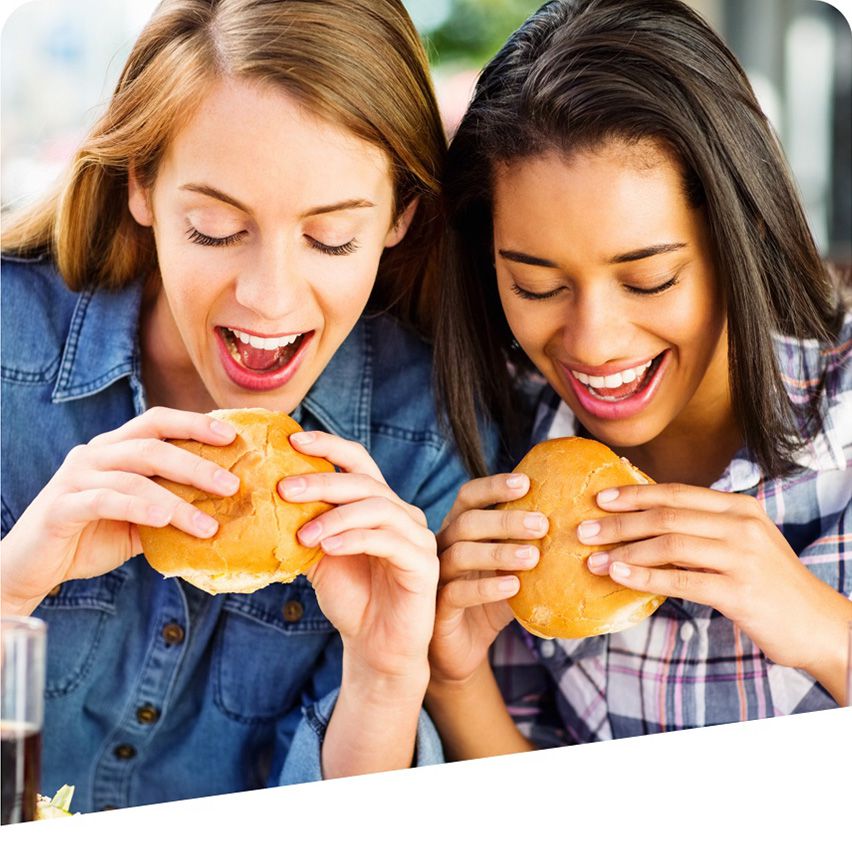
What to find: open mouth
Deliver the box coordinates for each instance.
[571,351,666,403]
[218,327,309,373]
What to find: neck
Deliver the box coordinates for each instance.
[139,280,216,413]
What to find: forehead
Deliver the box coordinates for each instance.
[156,76,393,210]
[491,140,694,258]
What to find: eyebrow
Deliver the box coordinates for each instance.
[180,184,376,218]
[498,242,687,268]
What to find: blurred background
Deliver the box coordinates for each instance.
[1,0,850,262]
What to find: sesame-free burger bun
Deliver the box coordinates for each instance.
[496,437,666,639]
[137,408,334,595]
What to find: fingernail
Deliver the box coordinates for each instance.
[597,488,619,504]
[147,505,169,525]
[214,468,240,494]
[210,420,235,438]
[514,545,535,561]
[523,514,547,532]
[193,511,218,536]
[298,521,322,545]
[280,476,307,498]
[291,432,315,445]
[321,535,343,551]
[506,474,526,489]
[610,562,631,579]
[587,552,609,572]
[577,520,600,540]
[498,576,519,594]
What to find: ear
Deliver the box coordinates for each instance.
[127,166,154,227]
[383,197,419,248]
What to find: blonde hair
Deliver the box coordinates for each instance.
[2,0,446,330]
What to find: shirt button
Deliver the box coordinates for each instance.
[161,623,185,645]
[136,705,160,725]
[282,600,304,623]
[540,640,556,658]
[114,744,136,760]
[680,624,695,643]
[47,584,62,598]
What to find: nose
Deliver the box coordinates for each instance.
[560,287,626,366]
[233,238,305,322]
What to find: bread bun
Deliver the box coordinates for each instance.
[137,408,334,595]
[496,437,665,639]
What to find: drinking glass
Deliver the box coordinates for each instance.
[1,617,46,824]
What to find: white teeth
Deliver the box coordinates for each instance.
[230,328,301,350]
[571,357,655,390]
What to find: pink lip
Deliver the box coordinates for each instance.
[561,350,670,421]
[224,325,309,339]
[215,328,314,392]
[565,354,659,377]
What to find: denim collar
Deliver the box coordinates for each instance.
[50,280,373,450]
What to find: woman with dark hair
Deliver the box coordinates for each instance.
[426,0,851,756]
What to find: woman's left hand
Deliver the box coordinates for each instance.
[581,482,851,676]
[278,431,438,686]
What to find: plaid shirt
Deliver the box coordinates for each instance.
[491,316,852,744]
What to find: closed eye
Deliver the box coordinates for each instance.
[627,276,679,296]
[510,282,564,301]
[305,236,359,256]
[186,226,246,247]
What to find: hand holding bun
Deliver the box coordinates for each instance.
[138,408,334,594]
[496,437,666,639]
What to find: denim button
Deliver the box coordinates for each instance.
[282,600,304,623]
[161,623,185,645]
[136,705,160,725]
[114,743,136,760]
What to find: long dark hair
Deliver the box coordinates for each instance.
[436,0,844,478]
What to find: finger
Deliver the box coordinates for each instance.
[441,473,531,529]
[594,482,747,515]
[278,471,426,528]
[586,534,731,576]
[439,575,520,610]
[76,470,223,539]
[440,541,539,584]
[318,529,438,587]
[88,406,237,448]
[438,508,548,552]
[607,560,726,608]
[288,430,385,483]
[577,507,743,547]
[85,439,240,497]
[298,497,436,554]
[52,488,219,539]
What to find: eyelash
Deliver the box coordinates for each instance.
[510,276,679,301]
[186,227,358,257]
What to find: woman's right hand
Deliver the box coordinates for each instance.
[0,407,240,615]
[428,473,549,689]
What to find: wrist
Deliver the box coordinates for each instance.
[341,652,430,706]
[426,659,494,702]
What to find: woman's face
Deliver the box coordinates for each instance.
[492,139,729,450]
[129,77,412,412]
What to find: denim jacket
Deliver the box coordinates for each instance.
[0,255,476,811]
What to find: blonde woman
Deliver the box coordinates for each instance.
[1,0,469,810]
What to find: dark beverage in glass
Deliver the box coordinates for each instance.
[1,721,41,824]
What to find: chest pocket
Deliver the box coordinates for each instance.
[33,569,129,698]
[213,577,336,724]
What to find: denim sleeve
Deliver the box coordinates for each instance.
[277,687,445,785]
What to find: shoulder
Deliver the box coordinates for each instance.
[364,312,446,449]
[1,255,78,381]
